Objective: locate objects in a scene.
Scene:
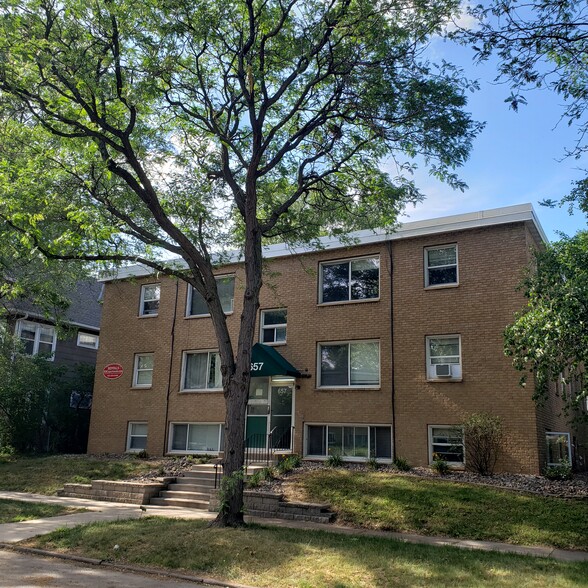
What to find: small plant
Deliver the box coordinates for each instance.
[135,449,149,459]
[366,456,380,470]
[431,454,450,475]
[70,475,91,484]
[218,468,245,515]
[247,466,275,488]
[393,456,411,471]
[326,452,344,467]
[543,459,573,481]
[276,454,301,474]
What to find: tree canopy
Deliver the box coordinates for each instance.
[504,231,588,422]
[456,0,588,211]
[0,0,480,525]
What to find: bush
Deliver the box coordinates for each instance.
[276,454,301,474]
[366,457,380,470]
[543,459,573,481]
[462,413,504,475]
[431,455,450,475]
[247,466,275,488]
[135,449,149,459]
[393,456,411,471]
[326,452,344,468]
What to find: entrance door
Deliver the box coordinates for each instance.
[246,379,293,450]
[270,385,293,450]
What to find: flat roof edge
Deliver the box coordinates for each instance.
[100,203,546,281]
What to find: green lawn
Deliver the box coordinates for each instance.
[26,518,588,588]
[284,469,588,551]
[0,454,160,495]
[0,498,83,523]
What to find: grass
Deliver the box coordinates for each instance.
[0,498,83,523]
[25,518,588,588]
[0,454,160,495]
[284,469,588,551]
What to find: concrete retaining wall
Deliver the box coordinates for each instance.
[209,489,334,523]
[58,479,173,505]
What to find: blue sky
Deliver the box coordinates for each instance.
[394,34,587,242]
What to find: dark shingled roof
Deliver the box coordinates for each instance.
[7,279,102,330]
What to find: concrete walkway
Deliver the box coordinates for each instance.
[1,491,587,564]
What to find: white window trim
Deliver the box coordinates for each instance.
[168,422,224,455]
[16,319,57,360]
[127,422,148,453]
[186,275,235,318]
[260,308,287,346]
[180,349,223,392]
[545,431,572,466]
[139,283,160,317]
[133,353,154,388]
[426,334,462,381]
[424,243,459,289]
[304,423,393,463]
[428,425,465,466]
[317,340,380,389]
[77,332,99,349]
[318,255,380,305]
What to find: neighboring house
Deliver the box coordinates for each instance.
[87,204,587,474]
[5,279,102,368]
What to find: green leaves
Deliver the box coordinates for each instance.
[504,231,588,422]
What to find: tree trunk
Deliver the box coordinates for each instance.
[212,200,263,527]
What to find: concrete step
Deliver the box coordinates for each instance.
[150,496,210,509]
[159,490,211,501]
[167,483,214,493]
[179,472,217,482]
[175,474,216,485]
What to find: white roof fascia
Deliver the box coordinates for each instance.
[101,203,547,282]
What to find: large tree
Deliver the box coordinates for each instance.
[504,232,588,422]
[0,0,480,525]
[456,0,588,210]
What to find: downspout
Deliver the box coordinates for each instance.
[162,279,179,455]
[386,241,397,460]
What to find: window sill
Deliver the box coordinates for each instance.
[317,298,380,307]
[260,341,287,347]
[180,389,224,394]
[426,378,463,383]
[185,312,234,319]
[315,387,381,392]
[131,386,153,390]
[424,283,459,291]
[138,314,159,318]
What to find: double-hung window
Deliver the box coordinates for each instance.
[17,320,56,359]
[318,341,380,388]
[260,309,287,344]
[319,256,379,304]
[425,244,458,287]
[127,422,148,451]
[140,284,160,316]
[429,426,464,465]
[426,335,462,380]
[133,354,154,387]
[182,351,222,391]
[187,276,235,317]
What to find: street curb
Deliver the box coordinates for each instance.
[0,543,258,588]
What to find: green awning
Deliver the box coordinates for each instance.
[250,343,301,377]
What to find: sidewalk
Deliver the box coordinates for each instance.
[1,491,587,564]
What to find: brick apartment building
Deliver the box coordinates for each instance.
[87,204,586,474]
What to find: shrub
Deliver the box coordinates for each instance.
[543,459,573,481]
[135,449,149,459]
[462,413,504,475]
[276,454,301,475]
[366,457,380,470]
[431,454,450,475]
[326,452,344,468]
[393,456,411,471]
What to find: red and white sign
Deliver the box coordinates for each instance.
[103,363,124,380]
